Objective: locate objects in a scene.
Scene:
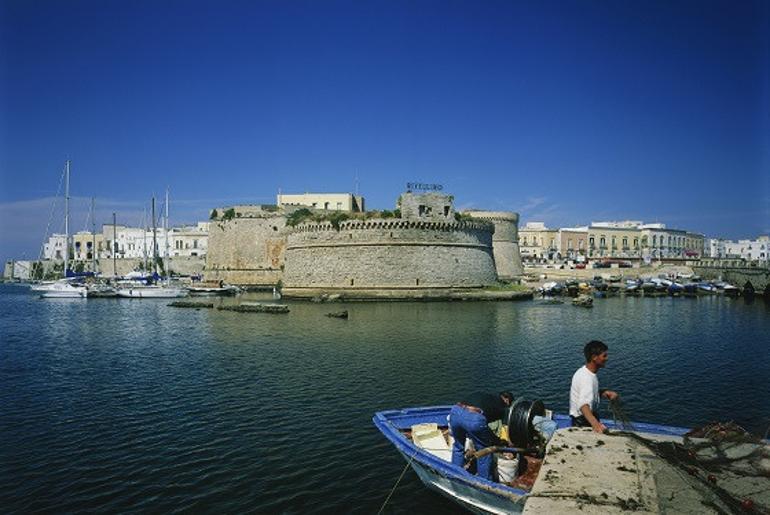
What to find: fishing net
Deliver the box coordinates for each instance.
[611,410,769,513]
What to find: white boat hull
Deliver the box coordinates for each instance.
[405,452,525,514]
[37,282,88,298]
[116,286,188,298]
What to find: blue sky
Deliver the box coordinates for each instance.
[1,0,768,262]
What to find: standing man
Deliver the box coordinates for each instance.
[570,340,619,433]
[449,391,513,480]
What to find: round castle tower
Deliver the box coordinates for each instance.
[462,210,523,280]
[281,196,499,299]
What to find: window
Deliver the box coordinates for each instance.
[443,206,450,217]
[324,202,329,210]
[336,202,342,210]
[193,239,198,249]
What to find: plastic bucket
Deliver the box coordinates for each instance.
[497,453,519,483]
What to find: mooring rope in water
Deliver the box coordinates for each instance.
[377,451,417,515]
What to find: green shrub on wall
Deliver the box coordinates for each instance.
[286,208,313,227]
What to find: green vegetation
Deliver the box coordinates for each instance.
[454,212,476,222]
[210,209,218,220]
[31,262,44,281]
[222,208,236,221]
[485,282,531,293]
[325,211,350,229]
[286,208,314,227]
[286,207,404,229]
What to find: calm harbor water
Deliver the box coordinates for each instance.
[1,283,769,513]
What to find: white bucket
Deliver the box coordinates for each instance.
[497,453,519,483]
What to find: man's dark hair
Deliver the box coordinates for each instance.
[500,391,514,404]
[584,340,608,362]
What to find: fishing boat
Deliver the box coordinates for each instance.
[35,161,88,299]
[374,405,768,514]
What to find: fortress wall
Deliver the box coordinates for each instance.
[204,216,287,285]
[464,211,523,279]
[282,219,497,291]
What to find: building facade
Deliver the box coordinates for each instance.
[519,222,559,261]
[708,236,769,263]
[276,193,365,212]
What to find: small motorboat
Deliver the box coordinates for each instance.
[698,282,718,293]
[34,279,88,298]
[538,282,563,296]
[374,405,768,514]
[186,282,240,296]
[667,282,685,295]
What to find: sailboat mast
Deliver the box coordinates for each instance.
[112,212,117,277]
[164,188,169,284]
[151,196,157,276]
[64,160,70,278]
[91,197,96,274]
[142,207,148,272]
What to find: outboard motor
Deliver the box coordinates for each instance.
[505,398,546,448]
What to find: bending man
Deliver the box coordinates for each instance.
[449,391,513,480]
[569,340,619,433]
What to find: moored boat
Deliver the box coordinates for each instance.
[36,279,88,298]
[186,281,240,296]
[115,284,188,298]
[374,406,768,514]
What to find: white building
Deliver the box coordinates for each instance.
[720,236,769,263]
[42,234,67,260]
[99,223,210,260]
[170,222,209,257]
[276,192,365,212]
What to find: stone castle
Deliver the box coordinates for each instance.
[204,191,522,298]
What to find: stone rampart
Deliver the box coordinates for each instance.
[282,219,497,297]
[464,210,523,279]
[693,263,770,294]
[204,215,287,286]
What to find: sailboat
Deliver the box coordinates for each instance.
[115,190,187,298]
[35,161,88,298]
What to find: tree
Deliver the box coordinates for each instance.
[210,209,219,220]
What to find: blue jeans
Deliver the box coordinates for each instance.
[449,405,498,480]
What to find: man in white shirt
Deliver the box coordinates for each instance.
[569,340,619,433]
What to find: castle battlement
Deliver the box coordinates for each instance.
[290,218,494,233]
